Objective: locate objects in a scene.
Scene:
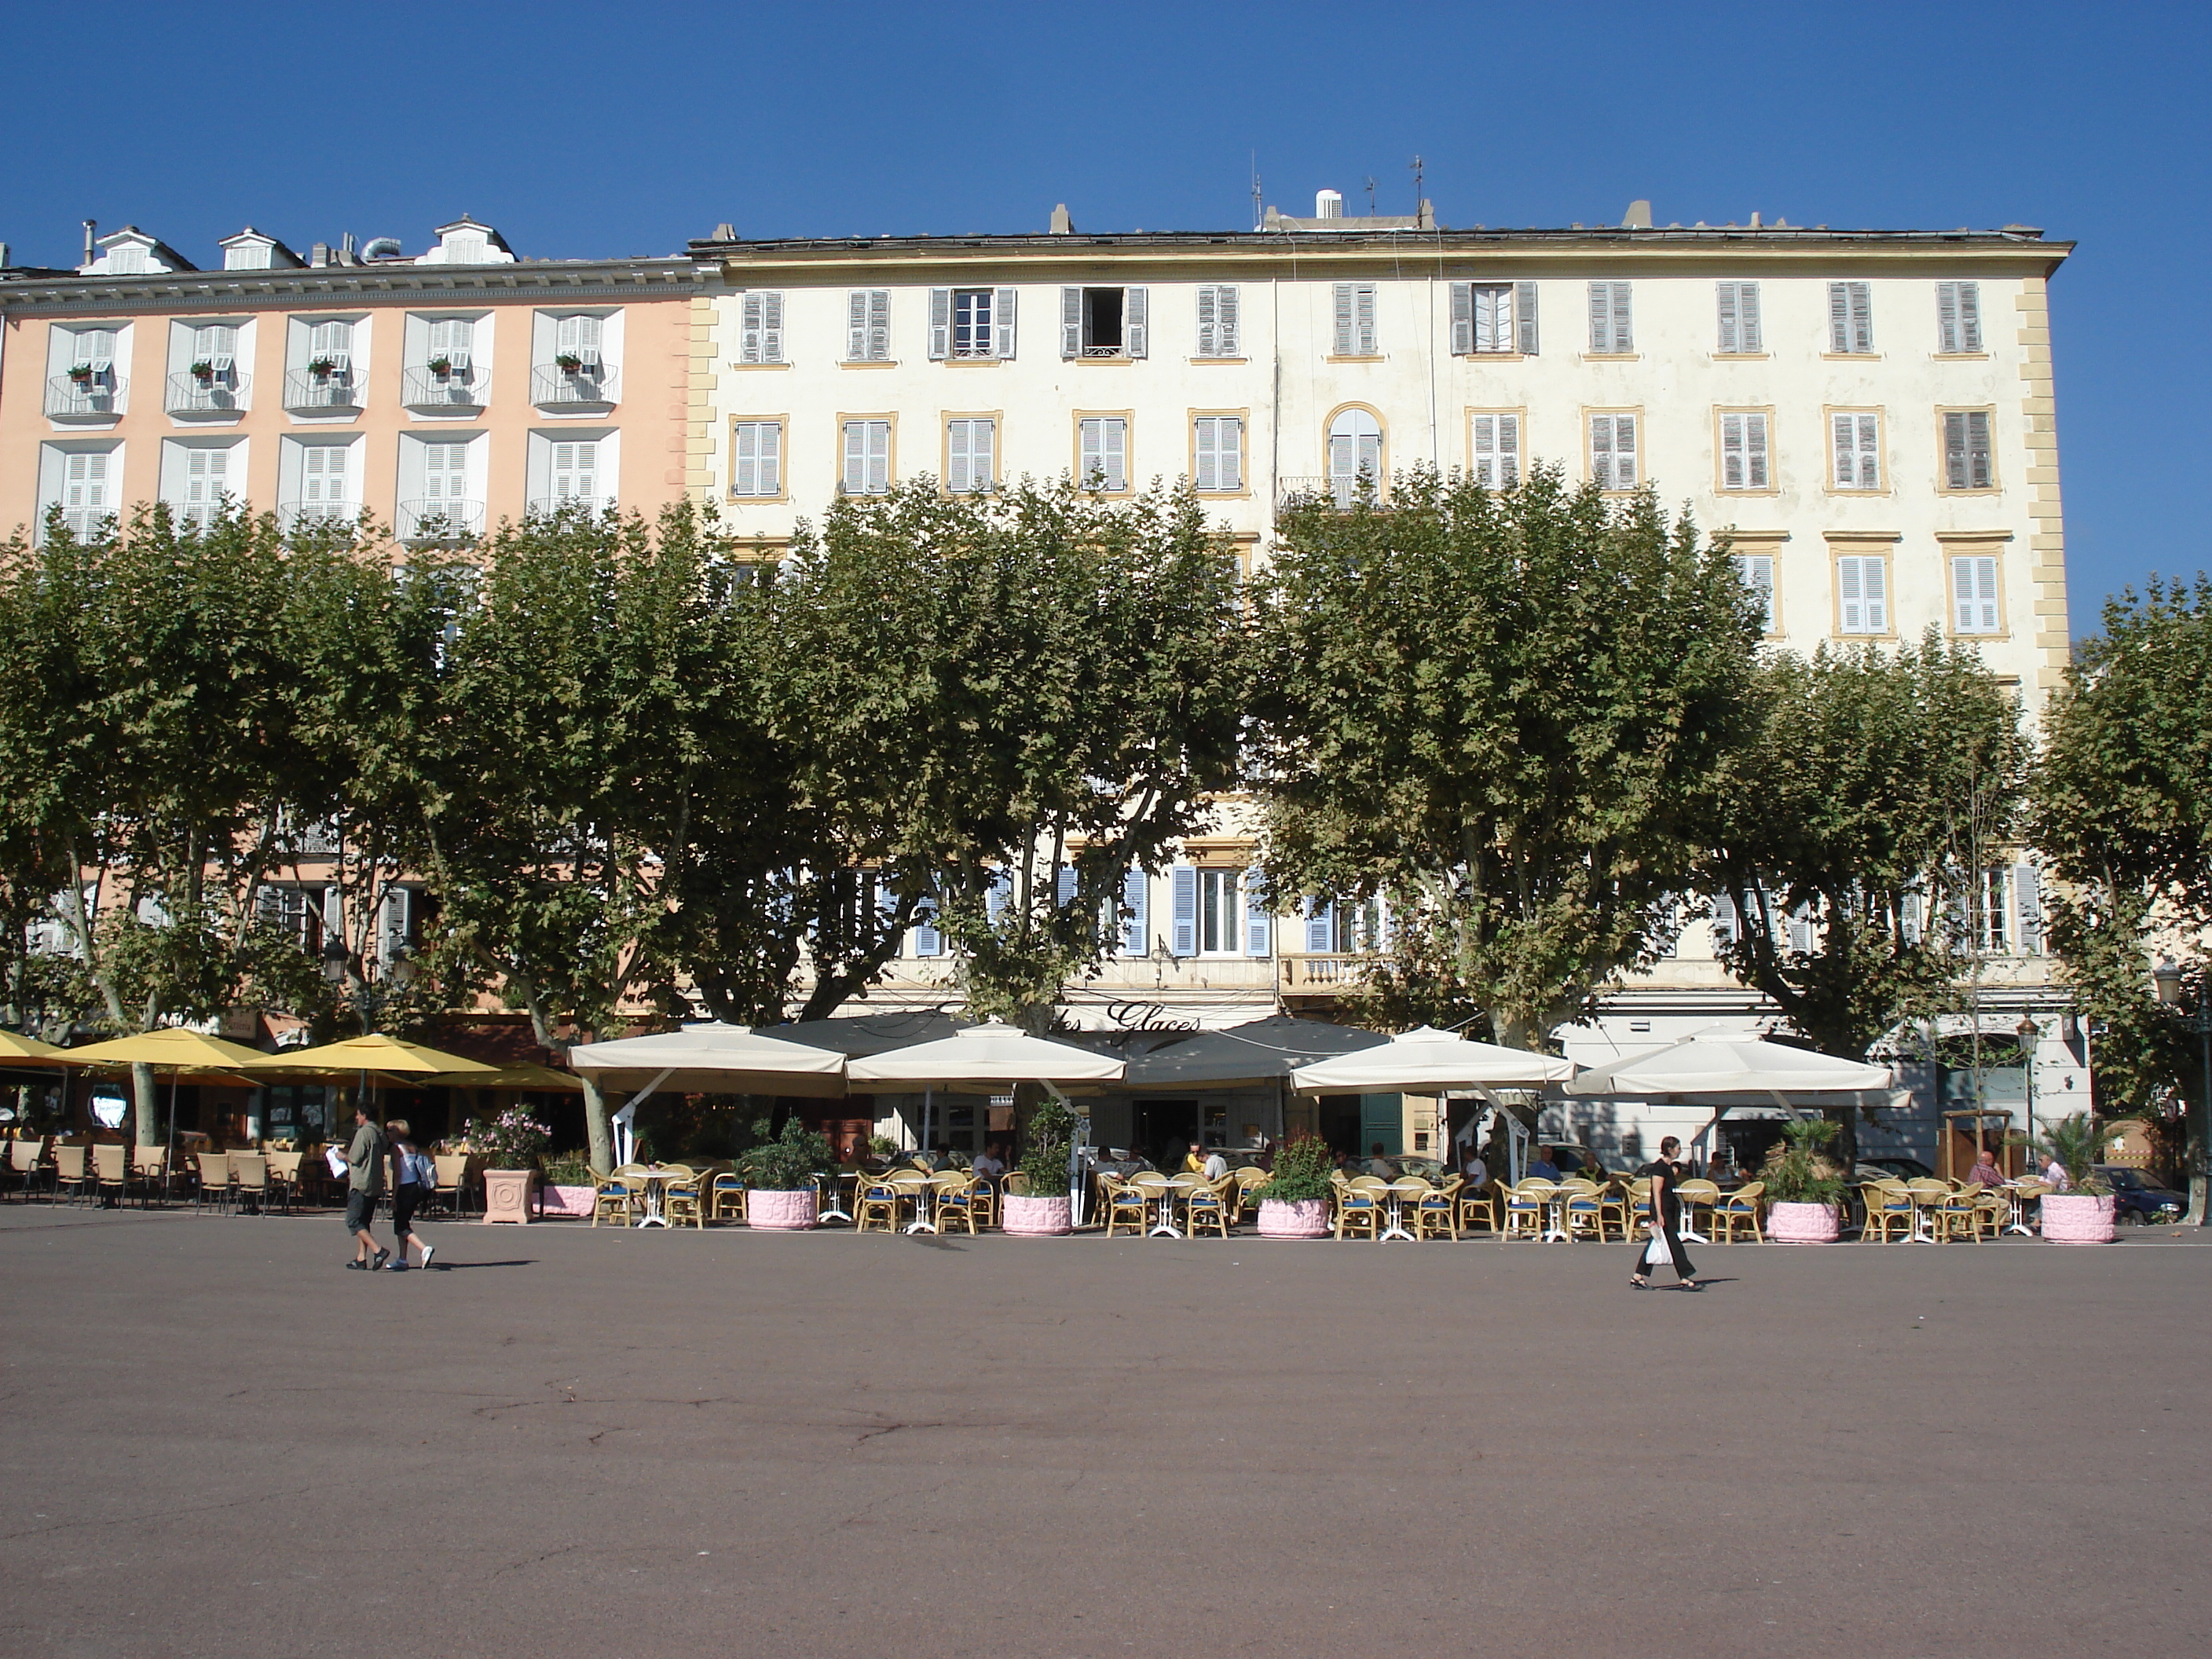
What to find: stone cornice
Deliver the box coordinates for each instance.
[0,258,716,317]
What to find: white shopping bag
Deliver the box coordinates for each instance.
[1643,1231,1670,1266]
[324,1144,350,1178]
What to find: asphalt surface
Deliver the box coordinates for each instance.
[2,1202,2205,1659]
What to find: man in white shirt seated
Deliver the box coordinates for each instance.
[1200,1148,1229,1181]
[970,1144,1005,1181]
[1460,1151,1489,1188]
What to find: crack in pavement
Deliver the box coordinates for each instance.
[0,1483,325,1544]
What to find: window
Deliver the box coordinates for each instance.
[931,287,1017,359]
[421,440,471,506]
[1588,412,1638,489]
[308,320,353,370]
[1197,868,1243,955]
[1951,553,2001,634]
[1192,416,1243,493]
[731,419,782,496]
[1936,281,1983,353]
[1716,281,1762,352]
[1830,412,1882,490]
[1733,552,1776,634]
[946,418,995,493]
[190,323,239,375]
[1078,416,1128,492]
[1195,286,1240,356]
[1828,281,1873,353]
[1468,412,1520,489]
[738,291,785,364]
[1943,409,1995,490]
[1451,283,1536,354]
[174,443,233,529]
[1587,281,1633,353]
[71,327,119,377]
[845,290,890,361]
[1115,868,1149,957]
[1836,554,1889,634]
[299,444,350,506]
[56,449,113,535]
[1327,408,1382,504]
[841,419,891,493]
[1060,287,1148,357]
[555,313,602,368]
[549,440,599,506]
[425,317,474,370]
[1718,411,1770,491]
[257,884,325,954]
[1331,283,1378,355]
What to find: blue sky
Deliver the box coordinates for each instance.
[3,1,2202,638]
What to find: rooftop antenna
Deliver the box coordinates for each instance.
[1250,152,1262,232]
[1364,176,1378,214]
[1410,154,1425,214]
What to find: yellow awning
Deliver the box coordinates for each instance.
[67,1028,270,1071]
[423,1061,585,1092]
[238,1033,500,1079]
[0,1031,73,1067]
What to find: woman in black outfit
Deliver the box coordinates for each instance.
[1631,1136,1701,1291]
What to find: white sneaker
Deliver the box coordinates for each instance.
[419,1244,436,1270]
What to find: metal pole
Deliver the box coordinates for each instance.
[2199,988,2211,1228]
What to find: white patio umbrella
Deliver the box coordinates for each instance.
[1561,1027,1889,1098]
[1289,1026,1573,1092]
[848,1023,1125,1225]
[568,1024,849,1166]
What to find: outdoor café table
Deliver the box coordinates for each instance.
[1151,1174,1203,1239]
[624,1165,679,1228]
[815,1170,855,1225]
[1998,1181,2035,1236]
[1380,1177,1430,1242]
[888,1171,937,1235]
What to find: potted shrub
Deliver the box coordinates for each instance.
[743,1118,831,1230]
[1763,1117,1844,1243]
[2037,1112,2116,1243]
[308,356,339,379]
[68,363,96,384]
[555,351,585,374]
[426,354,452,377]
[463,1108,551,1225]
[189,359,215,380]
[537,1150,596,1219]
[1003,1097,1075,1236]
[1253,1133,1335,1239]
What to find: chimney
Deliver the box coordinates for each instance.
[82,219,97,264]
[1621,199,1653,229]
[1314,189,1343,220]
[310,241,331,267]
[0,243,10,269]
[712,222,735,242]
[1049,203,1074,235]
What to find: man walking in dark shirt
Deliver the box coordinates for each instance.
[342,1105,388,1272]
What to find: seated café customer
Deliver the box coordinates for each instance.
[970,1144,1005,1181]
[1364,1142,1398,1178]
[1200,1148,1229,1181]
[1181,1141,1207,1174]
[1460,1148,1489,1188]
[1525,1146,1562,1182]
[1966,1147,2005,1188]
[2041,1152,2071,1192]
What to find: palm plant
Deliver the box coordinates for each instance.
[1763,1115,1846,1205]
[2038,1111,2112,1195]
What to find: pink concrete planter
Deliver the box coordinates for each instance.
[539,1182,595,1218]
[2040,1192,2116,1244]
[482,1167,536,1225]
[1767,1200,1840,1243]
[1002,1194,1071,1236]
[746,1188,819,1231]
[1258,1197,1331,1239]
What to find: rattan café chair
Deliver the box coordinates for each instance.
[1103,1179,1150,1239]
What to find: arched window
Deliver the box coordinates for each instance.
[1326,408,1382,507]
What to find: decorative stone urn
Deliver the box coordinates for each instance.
[1258,1197,1331,1239]
[1002,1194,1072,1236]
[746,1188,819,1231]
[1767,1200,1841,1243]
[2039,1192,2117,1244]
[482,1167,535,1225]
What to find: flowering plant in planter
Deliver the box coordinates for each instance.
[68,364,96,383]
[189,360,215,379]
[459,1107,551,1170]
[308,356,340,378]
[426,355,452,376]
[555,351,585,373]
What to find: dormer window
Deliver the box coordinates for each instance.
[416,218,515,266]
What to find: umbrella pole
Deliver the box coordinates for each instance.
[163,1070,178,1205]
[922,1087,932,1155]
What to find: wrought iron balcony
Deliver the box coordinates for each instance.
[284,368,362,412]
[46,507,114,541]
[529,361,618,409]
[401,364,486,410]
[1276,475,1379,515]
[166,371,250,415]
[525,494,612,517]
[46,375,126,419]
[277,501,361,539]
[397,498,485,544]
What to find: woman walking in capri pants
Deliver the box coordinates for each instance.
[1631,1136,1702,1291]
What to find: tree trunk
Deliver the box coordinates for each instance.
[580,1073,614,1177]
[130,1061,161,1147]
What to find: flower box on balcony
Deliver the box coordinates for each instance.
[308,357,339,378]
[68,365,96,383]
[426,356,452,376]
[555,353,585,374]
[190,361,215,379]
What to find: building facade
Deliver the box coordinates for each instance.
[0,218,706,542]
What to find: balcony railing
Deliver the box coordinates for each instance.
[284,368,362,412]
[1280,952,1368,991]
[397,498,485,544]
[277,501,361,539]
[401,364,486,410]
[1276,476,1380,515]
[45,507,114,542]
[46,375,125,419]
[166,371,250,415]
[525,494,613,517]
[529,361,618,409]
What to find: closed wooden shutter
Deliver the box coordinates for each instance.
[2012,862,2041,954]
[1952,554,2000,633]
[739,292,767,363]
[1709,892,1738,947]
[1079,417,1126,492]
[1944,410,1994,489]
[1514,281,1539,353]
[1170,866,1198,958]
[182,445,229,525]
[1193,416,1241,492]
[848,291,870,361]
[1304,899,1333,954]
[928,289,951,360]
[1720,412,1768,489]
[1732,553,1775,633]
[1470,413,1519,489]
[551,439,598,503]
[1123,286,1147,357]
[422,439,468,503]
[1120,867,1148,955]
[1591,413,1636,488]
[1829,281,1873,352]
[1244,871,1271,958]
[731,420,780,496]
[1588,282,1632,352]
[64,450,108,511]
[556,313,602,365]
[991,287,1017,357]
[1060,287,1082,359]
[309,320,352,368]
[1716,282,1761,352]
[1837,555,1888,633]
[1196,286,1220,356]
[947,418,993,493]
[1832,412,1881,489]
[910,895,942,958]
[1449,283,1474,354]
[195,324,238,372]
[1333,284,1355,355]
[1333,284,1377,354]
[301,443,346,504]
[1937,281,1983,353]
[843,420,889,493]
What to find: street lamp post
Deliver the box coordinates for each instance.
[2152,958,2212,1226]
[2015,1014,2040,1166]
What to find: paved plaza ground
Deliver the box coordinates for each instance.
[2,1203,2206,1658]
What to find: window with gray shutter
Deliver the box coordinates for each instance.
[1588,281,1633,352]
[309,320,353,370]
[1452,284,1516,353]
[1831,412,1882,489]
[1066,287,1141,357]
[847,290,890,361]
[1333,283,1378,355]
[731,420,782,496]
[1837,554,1888,634]
[841,419,890,494]
[1196,285,1240,357]
[1170,866,1198,958]
[1936,281,1983,353]
[2011,862,2041,954]
[1119,867,1148,956]
[1828,281,1873,353]
[1943,409,1994,489]
[1951,553,2000,633]
[949,289,995,358]
[1588,412,1637,489]
[991,287,1017,358]
[1709,892,1739,947]
[928,288,952,359]
[1469,412,1519,489]
[1193,416,1242,493]
[946,418,994,493]
[1732,553,1775,633]
[1243,871,1272,958]
[1514,281,1540,353]
[739,292,784,364]
[1079,416,1127,491]
[1719,411,1769,490]
[1716,281,1762,352]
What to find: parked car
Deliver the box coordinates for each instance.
[1862,1156,1934,1181]
[2093,1165,2186,1223]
